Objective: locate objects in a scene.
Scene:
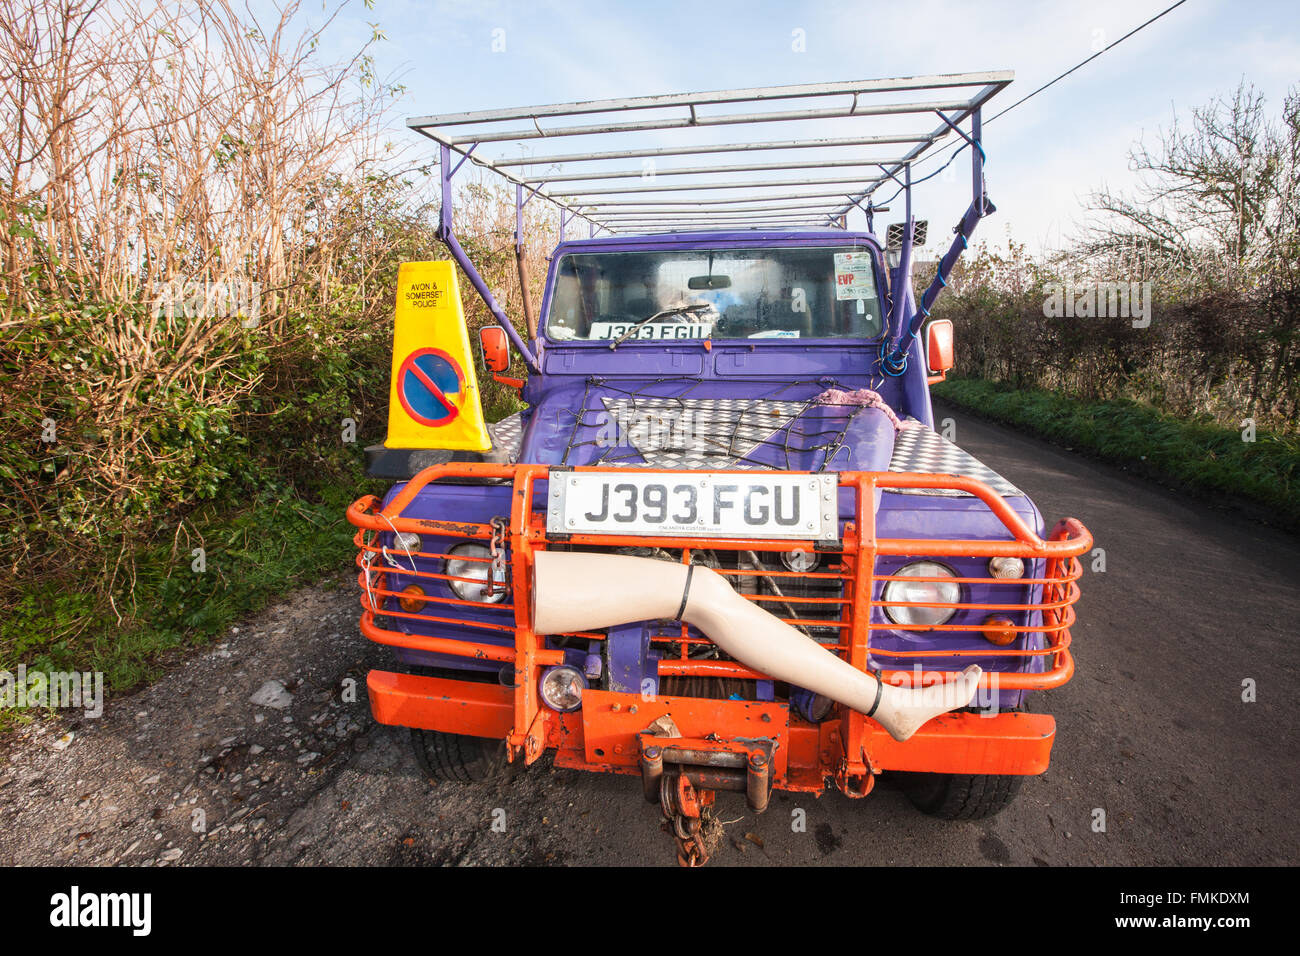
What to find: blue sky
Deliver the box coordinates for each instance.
[301,0,1298,254]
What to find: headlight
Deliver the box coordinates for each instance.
[539,665,586,712]
[882,561,960,629]
[445,543,508,604]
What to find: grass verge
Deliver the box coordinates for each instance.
[1,467,386,730]
[932,377,1300,532]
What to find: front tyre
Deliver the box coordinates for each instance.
[898,771,1024,820]
[410,729,508,784]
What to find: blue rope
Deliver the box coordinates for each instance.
[878,340,908,377]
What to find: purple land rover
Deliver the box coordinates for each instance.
[348,74,1092,865]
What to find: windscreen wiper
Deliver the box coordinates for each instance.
[608,304,713,350]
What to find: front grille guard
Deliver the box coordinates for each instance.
[347,463,1092,763]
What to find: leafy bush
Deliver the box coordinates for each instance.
[934,377,1300,530]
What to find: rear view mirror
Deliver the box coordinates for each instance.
[687,274,731,290]
[925,319,955,383]
[479,326,509,372]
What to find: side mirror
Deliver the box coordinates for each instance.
[479,326,509,373]
[925,318,954,383]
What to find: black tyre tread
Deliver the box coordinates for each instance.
[411,729,507,784]
[901,771,1023,820]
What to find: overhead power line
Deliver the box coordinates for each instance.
[910,0,1190,179]
[985,0,1189,126]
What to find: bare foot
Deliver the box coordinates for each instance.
[873,665,983,741]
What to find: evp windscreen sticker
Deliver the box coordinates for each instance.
[833,252,874,300]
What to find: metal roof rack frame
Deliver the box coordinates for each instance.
[410,71,1013,376]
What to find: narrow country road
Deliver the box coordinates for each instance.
[3,402,1296,866]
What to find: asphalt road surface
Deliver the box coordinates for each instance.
[2,402,1297,867]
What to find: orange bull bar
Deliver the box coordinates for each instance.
[348,463,1091,793]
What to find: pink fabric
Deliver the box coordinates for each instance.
[813,388,920,432]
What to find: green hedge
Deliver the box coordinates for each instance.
[0,469,386,717]
[933,377,1300,531]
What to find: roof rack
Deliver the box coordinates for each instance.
[410,72,1012,236]
[410,73,1012,375]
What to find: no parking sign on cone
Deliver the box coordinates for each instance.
[384,261,490,451]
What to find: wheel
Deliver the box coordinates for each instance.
[410,729,508,784]
[896,699,1031,819]
[897,771,1024,820]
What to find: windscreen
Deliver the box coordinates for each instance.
[545,245,885,342]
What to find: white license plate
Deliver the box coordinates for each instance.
[547,472,839,542]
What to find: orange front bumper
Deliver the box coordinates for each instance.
[368,670,1056,795]
[351,463,1090,792]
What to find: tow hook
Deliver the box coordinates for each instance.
[660,772,713,867]
[640,734,776,866]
